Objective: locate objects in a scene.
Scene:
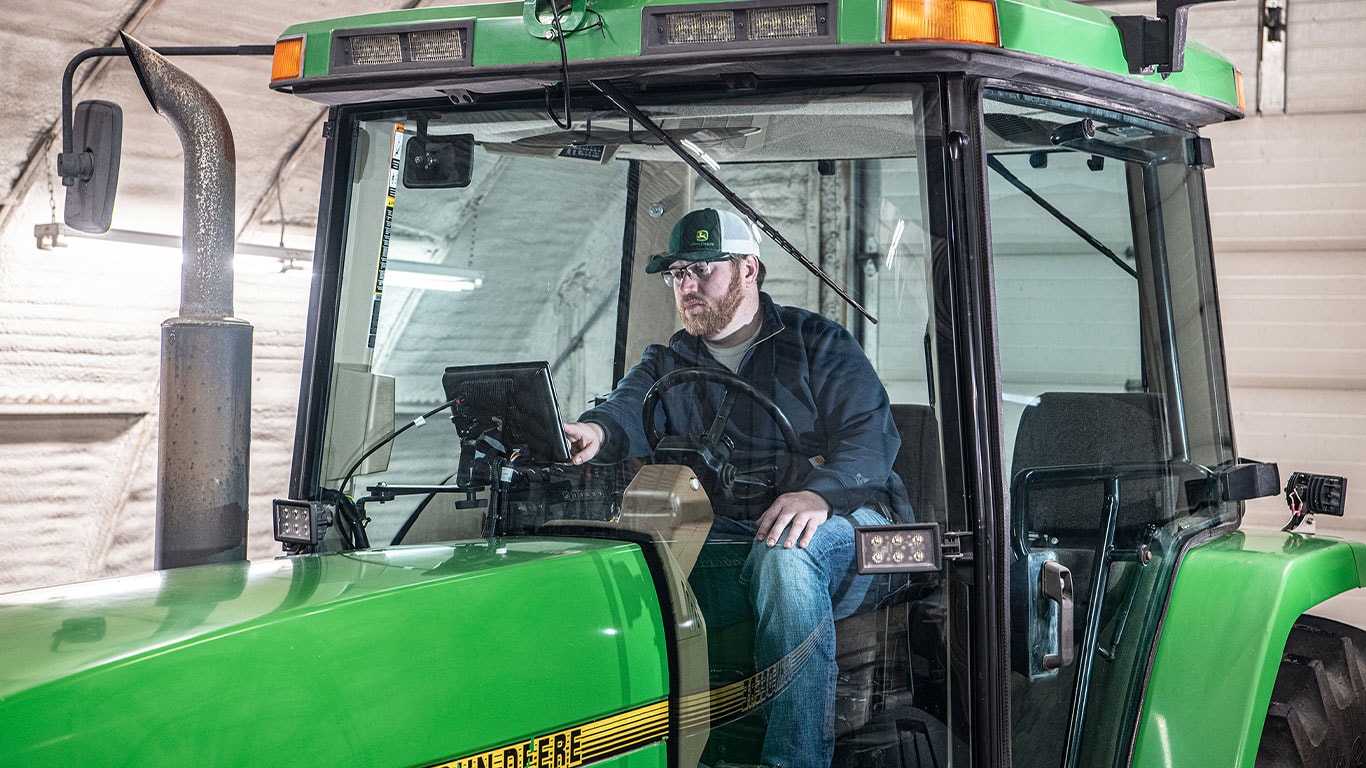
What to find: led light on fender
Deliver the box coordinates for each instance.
[1234,67,1246,111]
[349,33,403,66]
[749,5,821,39]
[887,0,1001,46]
[665,10,736,44]
[409,28,463,62]
[270,36,304,82]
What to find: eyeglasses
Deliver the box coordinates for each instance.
[661,257,733,288]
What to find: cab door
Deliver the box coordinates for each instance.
[980,88,1243,768]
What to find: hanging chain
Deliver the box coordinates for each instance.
[34,142,65,250]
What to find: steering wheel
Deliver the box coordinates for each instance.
[641,367,802,503]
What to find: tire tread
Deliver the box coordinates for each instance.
[1255,614,1366,768]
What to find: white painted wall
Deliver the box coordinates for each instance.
[1199,0,1366,626]
[0,189,310,592]
[1084,0,1365,626]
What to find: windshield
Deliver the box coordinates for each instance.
[315,84,944,540]
[298,75,1243,767]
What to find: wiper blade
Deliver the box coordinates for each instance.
[589,79,877,325]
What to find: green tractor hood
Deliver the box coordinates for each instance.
[0,538,671,768]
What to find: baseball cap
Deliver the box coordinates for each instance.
[644,208,761,274]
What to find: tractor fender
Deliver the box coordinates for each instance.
[1132,529,1366,766]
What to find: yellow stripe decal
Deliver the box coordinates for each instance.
[679,613,827,732]
[426,701,669,768]
[427,617,827,768]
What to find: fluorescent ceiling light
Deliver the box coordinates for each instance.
[885,219,905,269]
[56,229,480,293]
[679,138,721,171]
[384,260,483,293]
[58,228,311,271]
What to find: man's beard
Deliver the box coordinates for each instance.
[676,264,744,339]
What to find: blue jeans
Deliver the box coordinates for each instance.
[691,508,889,768]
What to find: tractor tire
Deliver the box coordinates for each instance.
[1255,614,1366,768]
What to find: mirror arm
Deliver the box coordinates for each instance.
[59,47,121,185]
[57,43,275,185]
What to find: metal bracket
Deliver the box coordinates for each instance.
[942,530,972,561]
[34,222,65,250]
[1112,0,1233,76]
[523,0,589,40]
[1258,0,1288,113]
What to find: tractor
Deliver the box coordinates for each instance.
[3,1,1363,766]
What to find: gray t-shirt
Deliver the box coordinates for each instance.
[704,324,762,372]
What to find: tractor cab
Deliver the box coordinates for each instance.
[287,66,1248,766]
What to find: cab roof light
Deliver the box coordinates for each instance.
[667,10,736,44]
[643,2,834,54]
[409,28,465,62]
[886,0,1001,46]
[270,36,304,82]
[350,34,403,66]
[330,21,473,74]
[750,5,821,39]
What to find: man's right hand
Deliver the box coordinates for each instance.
[562,422,605,465]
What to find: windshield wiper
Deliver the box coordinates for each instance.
[589,79,877,325]
[986,155,1138,280]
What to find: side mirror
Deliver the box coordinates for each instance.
[60,100,123,233]
[403,132,473,189]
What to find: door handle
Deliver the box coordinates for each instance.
[1041,560,1075,670]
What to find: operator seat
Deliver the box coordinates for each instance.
[1010,390,1173,620]
[1012,391,1172,541]
[1008,391,1172,767]
[889,403,947,527]
[833,403,946,736]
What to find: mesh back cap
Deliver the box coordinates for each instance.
[645,208,761,273]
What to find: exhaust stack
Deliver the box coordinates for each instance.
[123,32,253,569]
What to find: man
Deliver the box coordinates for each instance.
[563,208,911,768]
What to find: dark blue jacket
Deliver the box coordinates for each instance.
[580,293,913,522]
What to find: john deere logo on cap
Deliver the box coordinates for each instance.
[696,230,710,242]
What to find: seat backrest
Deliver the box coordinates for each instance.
[889,404,947,526]
[1011,392,1171,537]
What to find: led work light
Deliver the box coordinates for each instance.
[272,499,332,546]
[855,523,945,574]
[349,34,403,66]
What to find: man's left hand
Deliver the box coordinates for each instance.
[756,490,831,549]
